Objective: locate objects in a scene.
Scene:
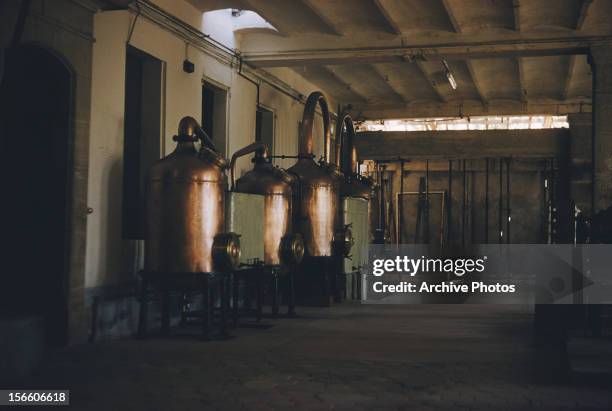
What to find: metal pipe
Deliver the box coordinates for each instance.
[462,159,467,246]
[229,141,268,190]
[415,177,425,243]
[128,1,333,118]
[470,162,475,245]
[498,158,503,244]
[334,115,344,168]
[334,113,349,169]
[399,159,405,244]
[506,158,511,244]
[196,125,217,153]
[334,111,359,174]
[299,92,330,158]
[425,160,430,244]
[448,160,452,243]
[379,164,386,234]
[269,155,300,159]
[484,158,489,243]
[236,63,260,115]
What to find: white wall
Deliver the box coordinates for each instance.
[86,6,333,288]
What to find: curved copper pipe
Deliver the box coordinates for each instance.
[299,91,331,159]
[334,114,344,168]
[175,116,218,152]
[334,112,358,175]
[197,126,217,153]
[229,142,268,190]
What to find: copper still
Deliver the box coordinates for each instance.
[287,91,342,258]
[145,116,240,273]
[230,142,304,267]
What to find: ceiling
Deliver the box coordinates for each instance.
[188,0,611,119]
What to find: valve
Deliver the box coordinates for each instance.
[280,233,305,267]
[212,232,241,272]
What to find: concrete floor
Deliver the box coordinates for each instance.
[24,304,612,410]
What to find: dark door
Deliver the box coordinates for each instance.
[0,45,72,346]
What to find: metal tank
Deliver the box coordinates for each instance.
[230,142,304,267]
[145,116,240,274]
[335,112,374,243]
[287,92,341,258]
[335,113,374,299]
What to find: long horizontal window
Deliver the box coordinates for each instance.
[357,115,569,132]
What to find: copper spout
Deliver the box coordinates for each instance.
[196,126,217,152]
[229,142,268,190]
[299,91,330,158]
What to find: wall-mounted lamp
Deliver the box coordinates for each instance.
[183,43,194,73]
[183,59,195,73]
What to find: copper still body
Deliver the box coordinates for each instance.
[335,113,374,244]
[145,116,239,273]
[287,92,341,257]
[231,143,304,266]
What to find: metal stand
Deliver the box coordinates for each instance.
[231,264,298,323]
[271,269,279,317]
[137,271,230,340]
[228,265,263,325]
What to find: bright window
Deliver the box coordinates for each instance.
[357,115,569,132]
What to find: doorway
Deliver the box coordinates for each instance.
[0,44,73,346]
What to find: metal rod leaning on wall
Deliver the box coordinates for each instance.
[395,191,400,246]
[424,160,430,244]
[470,160,476,245]
[379,163,387,241]
[462,160,467,247]
[387,173,394,243]
[448,160,453,244]
[498,158,503,244]
[398,159,405,244]
[440,191,446,249]
[415,177,425,243]
[506,158,511,244]
[484,158,489,244]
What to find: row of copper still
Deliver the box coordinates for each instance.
[230,91,358,265]
[144,91,370,277]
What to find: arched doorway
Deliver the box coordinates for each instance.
[0,44,72,347]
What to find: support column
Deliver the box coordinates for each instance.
[589,45,612,212]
